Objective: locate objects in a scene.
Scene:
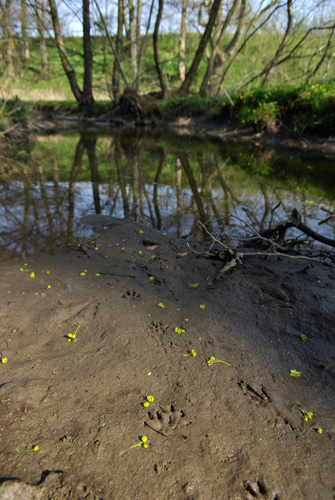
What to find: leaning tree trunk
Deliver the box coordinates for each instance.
[35,0,48,75]
[200,0,240,95]
[82,0,94,109]
[179,0,222,94]
[135,0,154,92]
[153,0,168,97]
[48,0,83,102]
[306,25,335,83]
[262,0,293,86]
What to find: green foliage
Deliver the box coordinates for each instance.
[0,98,31,132]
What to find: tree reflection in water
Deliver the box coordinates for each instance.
[0,131,334,261]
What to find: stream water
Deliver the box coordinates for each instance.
[1,129,334,261]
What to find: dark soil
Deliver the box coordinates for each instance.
[0,216,334,499]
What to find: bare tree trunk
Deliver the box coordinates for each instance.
[136,0,142,48]
[4,0,14,77]
[217,0,280,92]
[94,0,131,92]
[48,0,83,102]
[112,0,124,102]
[262,0,293,86]
[178,0,187,82]
[306,25,335,83]
[200,0,240,95]
[153,0,168,97]
[129,0,137,79]
[21,0,30,62]
[179,0,222,94]
[135,0,154,92]
[35,0,48,75]
[82,0,94,109]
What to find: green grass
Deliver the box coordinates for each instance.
[1,31,335,100]
[1,32,335,138]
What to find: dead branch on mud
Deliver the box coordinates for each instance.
[181,208,334,275]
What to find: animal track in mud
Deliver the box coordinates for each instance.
[121,288,140,300]
[243,478,279,499]
[147,404,191,431]
[238,380,271,405]
[148,320,169,335]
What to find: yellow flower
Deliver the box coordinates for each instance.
[139,230,144,234]
[2,357,8,364]
[175,327,185,335]
[143,401,149,408]
[147,395,154,403]
[200,305,205,310]
[316,428,322,434]
[29,272,35,278]
[130,436,148,448]
[207,356,231,367]
[80,272,86,276]
[149,276,155,281]
[158,302,165,308]
[183,349,196,357]
[96,273,100,277]
[290,369,301,378]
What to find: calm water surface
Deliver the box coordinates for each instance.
[1,129,334,261]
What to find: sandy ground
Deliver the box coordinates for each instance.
[0,216,334,500]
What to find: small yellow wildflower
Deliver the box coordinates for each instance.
[290,369,301,378]
[139,230,144,234]
[23,445,39,452]
[147,395,154,403]
[295,405,312,421]
[2,357,8,364]
[207,356,231,367]
[316,428,322,434]
[157,302,165,308]
[175,327,185,335]
[80,272,86,277]
[130,436,148,449]
[149,276,155,281]
[200,305,205,310]
[300,334,307,341]
[29,272,35,278]
[96,273,100,277]
[183,349,197,357]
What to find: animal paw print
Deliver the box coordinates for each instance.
[121,288,140,300]
[242,479,279,499]
[147,405,191,432]
[238,380,271,405]
[148,320,169,335]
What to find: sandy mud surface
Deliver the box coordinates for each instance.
[0,216,334,499]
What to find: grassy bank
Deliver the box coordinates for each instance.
[1,82,334,140]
